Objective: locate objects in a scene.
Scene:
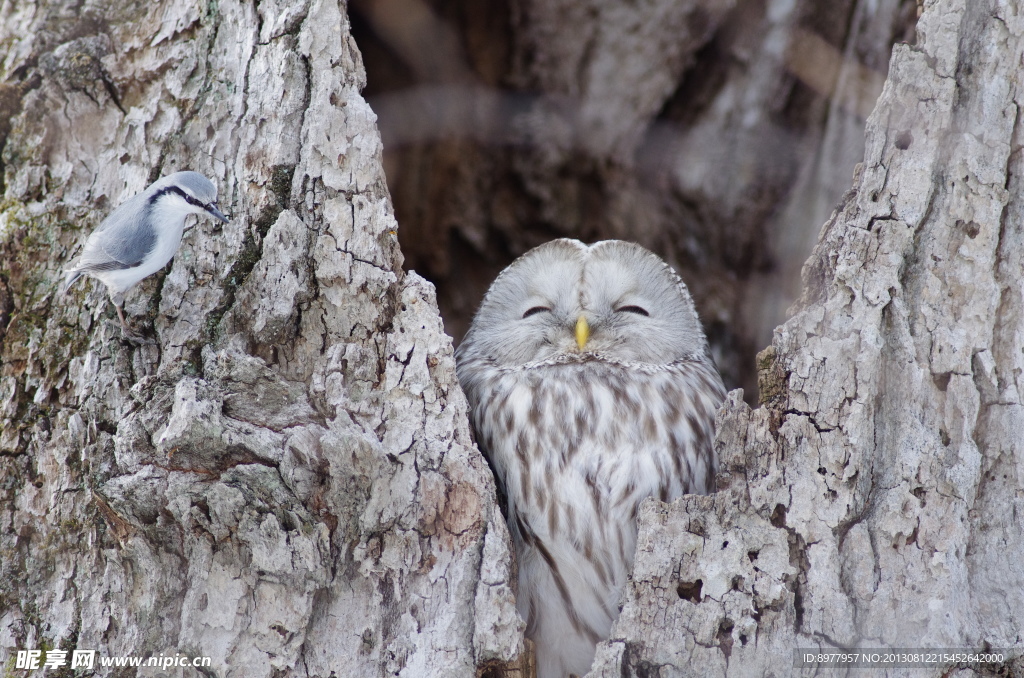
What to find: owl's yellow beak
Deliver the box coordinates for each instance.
[575,315,589,350]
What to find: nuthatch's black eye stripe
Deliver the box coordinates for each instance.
[152,185,208,210]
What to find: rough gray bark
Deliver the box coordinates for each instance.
[4,0,1022,677]
[0,1,521,676]
[589,0,1024,675]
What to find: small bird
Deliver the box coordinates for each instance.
[64,171,229,340]
[457,239,726,678]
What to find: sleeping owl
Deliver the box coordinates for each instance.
[456,239,726,678]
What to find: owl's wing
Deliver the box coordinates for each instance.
[665,360,727,495]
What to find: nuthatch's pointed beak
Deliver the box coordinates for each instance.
[575,315,589,350]
[206,203,230,223]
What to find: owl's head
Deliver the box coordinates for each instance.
[459,239,712,367]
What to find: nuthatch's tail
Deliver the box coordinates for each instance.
[63,269,83,294]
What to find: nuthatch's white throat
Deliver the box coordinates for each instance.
[64,171,229,341]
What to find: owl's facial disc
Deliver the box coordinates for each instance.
[460,239,709,368]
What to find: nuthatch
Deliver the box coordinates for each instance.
[64,171,229,341]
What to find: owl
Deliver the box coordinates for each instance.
[456,239,726,678]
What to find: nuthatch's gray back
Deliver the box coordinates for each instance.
[64,171,229,340]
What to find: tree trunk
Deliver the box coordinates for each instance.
[0,1,521,676]
[356,0,917,396]
[2,0,1022,677]
[588,0,1024,674]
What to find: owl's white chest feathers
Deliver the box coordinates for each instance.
[462,357,725,678]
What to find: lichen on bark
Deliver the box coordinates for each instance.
[0,0,521,676]
[4,0,1024,677]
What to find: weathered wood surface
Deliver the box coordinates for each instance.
[2,0,1022,677]
[589,1,1024,674]
[0,1,520,675]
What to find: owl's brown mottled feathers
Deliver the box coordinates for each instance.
[456,239,726,678]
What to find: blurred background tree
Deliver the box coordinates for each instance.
[348,0,918,396]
